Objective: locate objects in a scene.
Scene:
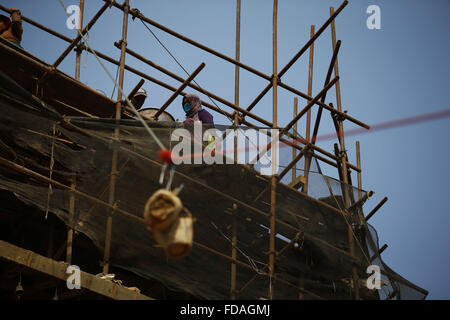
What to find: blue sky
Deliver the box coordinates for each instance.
[4,0,450,299]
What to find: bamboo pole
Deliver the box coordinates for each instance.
[303,26,315,195]
[292,98,298,183]
[67,0,84,267]
[370,244,388,262]
[365,197,388,222]
[230,0,241,301]
[311,40,341,145]
[306,25,315,143]
[66,177,76,264]
[269,0,278,300]
[330,6,359,300]
[103,0,129,275]
[355,141,367,225]
[75,0,85,81]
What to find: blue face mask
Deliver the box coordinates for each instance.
[183,103,191,113]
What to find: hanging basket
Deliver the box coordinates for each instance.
[143,189,182,232]
[153,210,194,259]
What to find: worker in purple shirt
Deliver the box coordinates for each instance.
[182,93,214,125]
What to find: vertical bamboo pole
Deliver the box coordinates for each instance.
[66,179,75,264]
[330,6,359,300]
[292,98,298,183]
[299,31,311,293]
[230,0,241,301]
[103,0,129,275]
[356,141,364,223]
[75,0,84,80]
[67,0,84,267]
[292,97,304,299]
[269,0,278,300]
[303,25,315,195]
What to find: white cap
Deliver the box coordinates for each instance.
[135,88,147,97]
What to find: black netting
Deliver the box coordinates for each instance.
[0,70,427,299]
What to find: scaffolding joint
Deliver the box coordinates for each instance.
[117,39,128,48]
[74,42,86,54]
[130,8,141,20]
[106,0,116,9]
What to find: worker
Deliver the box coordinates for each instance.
[182,93,214,125]
[130,88,147,110]
[0,8,23,48]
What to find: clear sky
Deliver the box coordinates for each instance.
[4,0,450,299]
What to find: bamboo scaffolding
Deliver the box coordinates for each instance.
[0,0,427,300]
[0,8,362,174]
[104,0,369,130]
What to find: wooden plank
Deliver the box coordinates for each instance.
[0,240,153,300]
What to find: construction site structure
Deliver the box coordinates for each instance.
[0,0,428,300]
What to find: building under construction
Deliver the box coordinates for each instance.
[0,0,428,300]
